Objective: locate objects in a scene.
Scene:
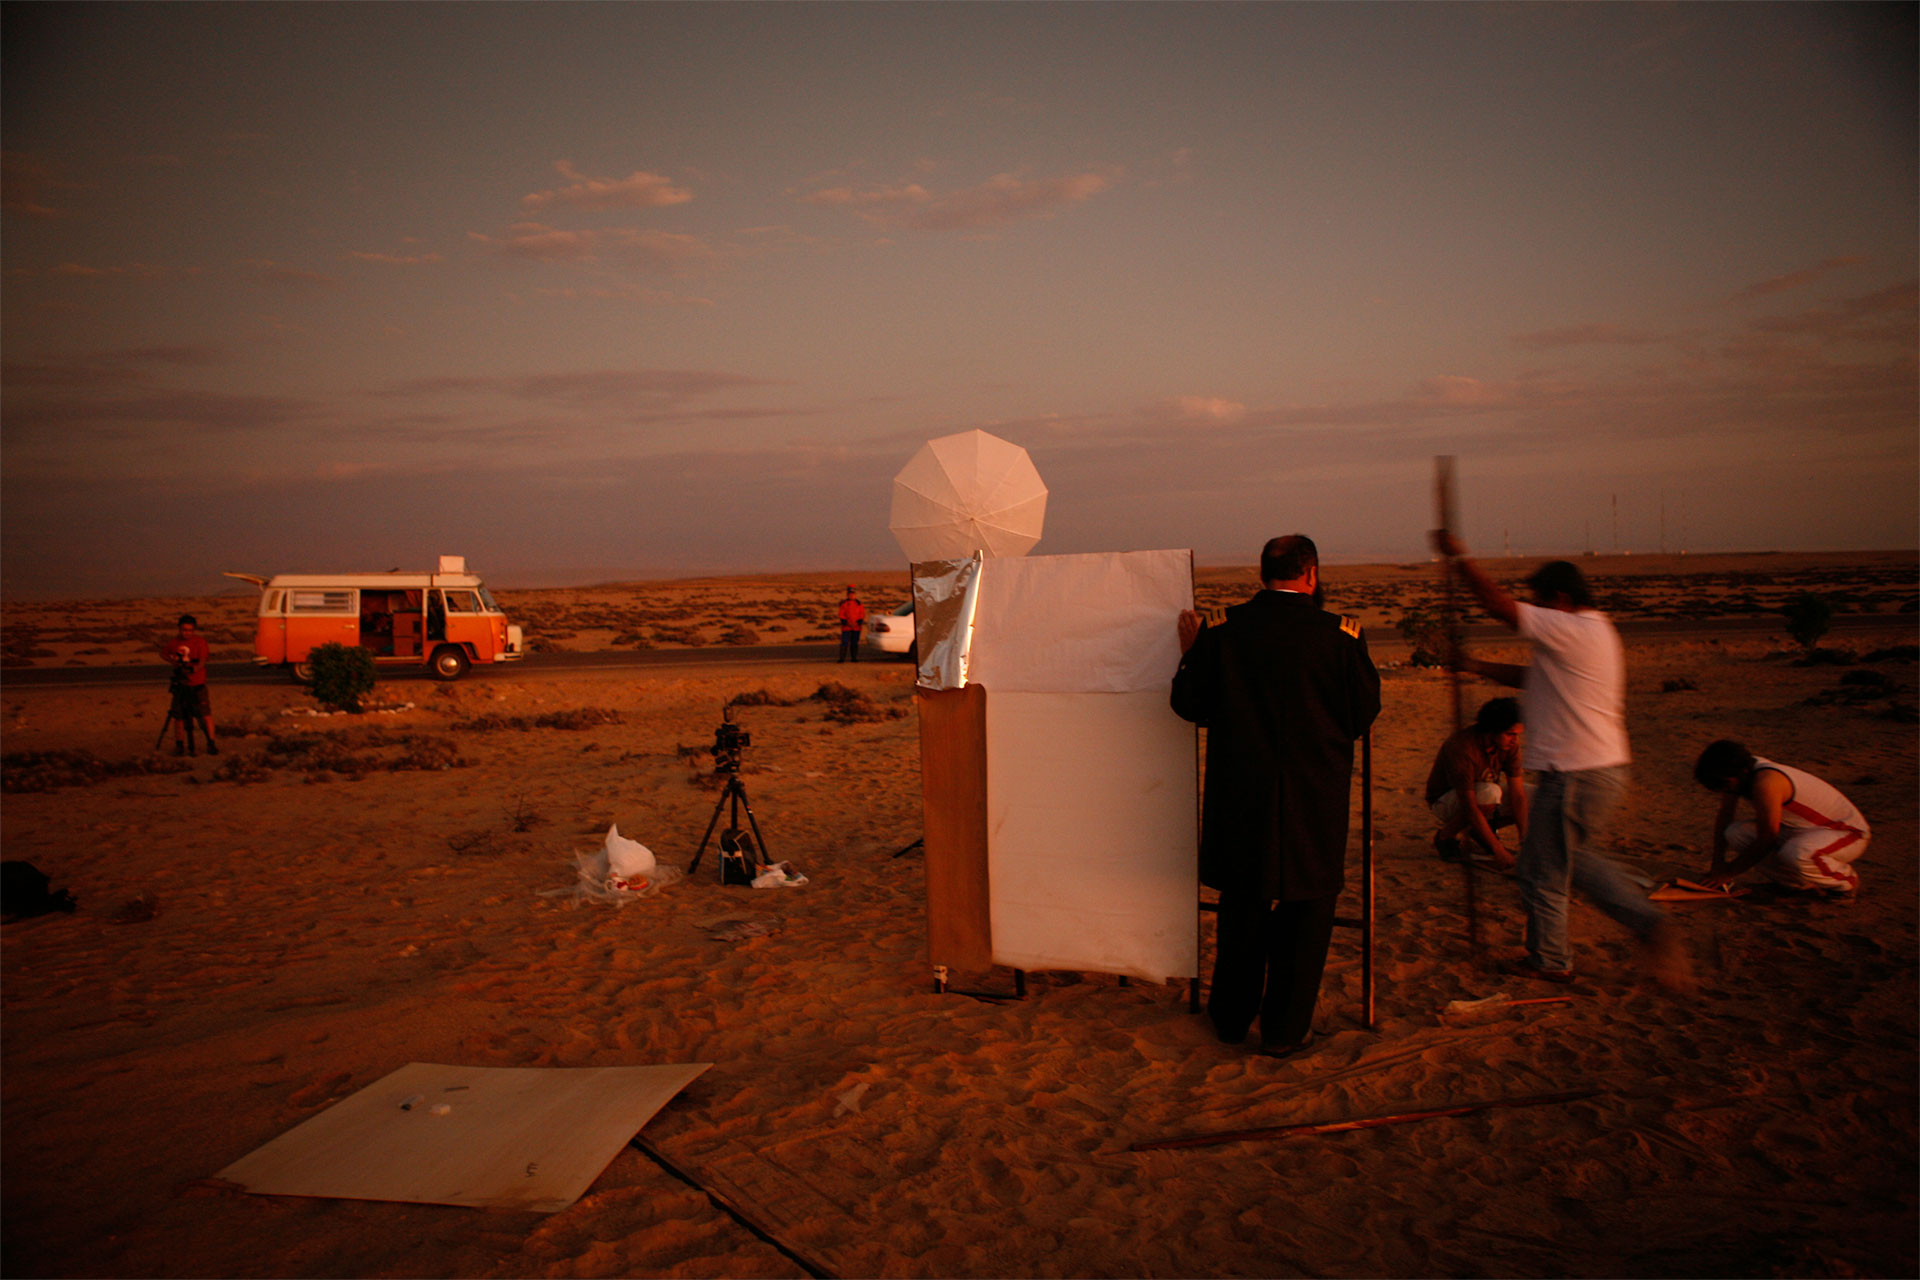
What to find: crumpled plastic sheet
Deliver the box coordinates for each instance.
[539,846,684,907]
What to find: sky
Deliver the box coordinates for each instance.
[3,2,1915,598]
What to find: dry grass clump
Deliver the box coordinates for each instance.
[201,729,475,783]
[450,709,624,732]
[726,688,794,708]
[809,681,906,724]
[1,749,194,792]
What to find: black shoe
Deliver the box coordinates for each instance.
[206,742,219,756]
[173,742,186,757]
[1255,1031,1317,1061]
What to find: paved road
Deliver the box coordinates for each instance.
[1,613,1908,691]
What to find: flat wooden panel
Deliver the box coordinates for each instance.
[916,685,992,971]
[218,1062,709,1213]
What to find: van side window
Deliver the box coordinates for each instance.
[262,590,283,613]
[289,589,355,613]
[443,590,480,613]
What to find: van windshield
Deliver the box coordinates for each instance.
[476,585,500,612]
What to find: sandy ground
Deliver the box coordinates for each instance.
[2,559,1916,1278]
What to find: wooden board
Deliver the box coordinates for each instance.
[917,684,992,971]
[218,1061,709,1213]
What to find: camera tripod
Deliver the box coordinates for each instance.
[687,771,773,880]
[154,672,203,755]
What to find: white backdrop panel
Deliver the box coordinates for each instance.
[986,689,1198,982]
[967,548,1192,694]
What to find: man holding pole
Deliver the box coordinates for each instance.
[1429,532,1690,991]
[1172,535,1381,1058]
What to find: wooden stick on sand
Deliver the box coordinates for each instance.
[1129,1088,1602,1153]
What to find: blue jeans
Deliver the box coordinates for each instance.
[838,629,861,662]
[1520,765,1660,972]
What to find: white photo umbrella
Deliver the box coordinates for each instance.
[889,429,1047,561]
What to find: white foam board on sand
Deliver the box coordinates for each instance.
[218,1061,710,1213]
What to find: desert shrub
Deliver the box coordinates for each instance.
[2,749,194,791]
[1394,608,1448,668]
[389,735,468,771]
[452,709,622,732]
[257,730,470,778]
[1660,677,1699,693]
[307,642,376,713]
[727,688,794,708]
[810,681,899,724]
[1781,592,1834,651]
[719,625,759,646]
[210,754,274,785]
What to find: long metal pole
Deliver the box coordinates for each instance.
[1361,729,1374,1029]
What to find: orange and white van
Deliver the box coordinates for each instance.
[225,556,526,682]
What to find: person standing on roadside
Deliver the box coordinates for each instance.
[160,614,219,756]
[836,586,867,663]
[1430,532,1689,991]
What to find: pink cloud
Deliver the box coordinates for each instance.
[1729,255,1868,303]
[521,161,693,211]
[1,151,72,219]
[346,251,445,265]
[1167,395,1246,423]
[472,222,715,271]
[1511,322,1666,350]
[1749,280,1918,344]
[797,167,1120,232]
[1416,375,1513,407]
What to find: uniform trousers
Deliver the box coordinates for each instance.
[1208,890,1340,1048]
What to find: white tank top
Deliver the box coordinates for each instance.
[1753,757,1869,837]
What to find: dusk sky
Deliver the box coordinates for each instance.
[4,3,1915,598]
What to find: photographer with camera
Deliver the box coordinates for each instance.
[159,614,219,756]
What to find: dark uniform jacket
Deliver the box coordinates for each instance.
[1170,590,1381,902]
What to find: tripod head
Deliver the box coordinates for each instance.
[712,704,751,774]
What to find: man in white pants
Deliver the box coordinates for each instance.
[1693,739,1869,896]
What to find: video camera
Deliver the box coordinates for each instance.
[712,707,750,774]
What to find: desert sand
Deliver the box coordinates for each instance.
[2,554,1915,1278]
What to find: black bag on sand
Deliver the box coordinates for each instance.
[719,830,759,886]
[2,861,77,919]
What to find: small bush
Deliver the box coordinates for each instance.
[1,749,192,792]
[1781,592,1834,652]
[307,642,376,713]
[1394,608,1449,668]
[727,688,794,708]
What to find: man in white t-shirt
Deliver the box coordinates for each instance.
[1431,531,1692,991]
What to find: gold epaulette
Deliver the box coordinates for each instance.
[1199,605,1230,628]
[1339,615,1362,639]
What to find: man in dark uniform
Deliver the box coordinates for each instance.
[1171,535,1380,1058]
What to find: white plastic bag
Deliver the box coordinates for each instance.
[604,823,656,881]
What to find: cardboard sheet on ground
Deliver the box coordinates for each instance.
[217,1062,709,1213]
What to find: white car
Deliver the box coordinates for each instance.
[864,601,916,659]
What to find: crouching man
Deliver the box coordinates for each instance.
[1427,696,1526,870]
[1694,739,1869,898]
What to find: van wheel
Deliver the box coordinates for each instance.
[290,661,315,684]
[430,646,471,681]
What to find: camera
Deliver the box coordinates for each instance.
[712,709,750,774]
